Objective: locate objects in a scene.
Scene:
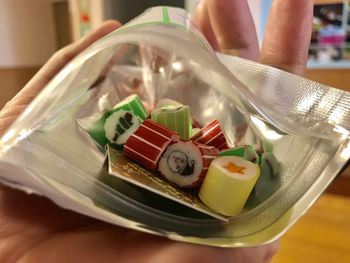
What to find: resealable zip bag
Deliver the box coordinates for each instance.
[0,6,349,247]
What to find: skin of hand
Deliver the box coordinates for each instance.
[0,0,312,262]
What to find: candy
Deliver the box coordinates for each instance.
[191,120,228,150]
[112,94,148,120]
[154,98,182,109]
[253,152,281,202]
[88,94,147,147]
[255,152,281,191]
[88,111,111,147]
[123,119,179,171]
[199,156,260,216]
[219,145,260,164]
[191,128,201,137]
[259,152,280,177]
[158,141,219,188]
[151,105,192,140]
[104,111,140,145]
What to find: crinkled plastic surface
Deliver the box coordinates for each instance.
[0,7,349,247]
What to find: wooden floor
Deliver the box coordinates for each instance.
[272,192,350,263]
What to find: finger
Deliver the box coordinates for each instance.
[0,96,36,136]
[2,95,36,111]
[0,104,27,119]
[260,0,313,75]
[194,0,220,50]
[21,20,121,96]
[0,116,16,136]
[206,0,260,61]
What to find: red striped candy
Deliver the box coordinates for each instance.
[192,120,228,150]
[197,143,220,172]
[191,143,220,188]
[123,119,179,171]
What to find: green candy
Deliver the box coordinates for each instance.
[262,140,273,153]
[252,152,282,203]
[151,105,192,140]
[219,145,260,165]
[87,111,111,147]
[259,152,281,178]
[105,111,140,146]
[88,94,147,147]
[154,98,182,109]
[112,94,148,121]
[191,128,201,137]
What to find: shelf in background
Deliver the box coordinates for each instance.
[307,60,350,69]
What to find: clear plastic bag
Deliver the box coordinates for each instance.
[0,7,349,247]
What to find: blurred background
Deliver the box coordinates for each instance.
[1,0,350,106]
[0,0,349,262]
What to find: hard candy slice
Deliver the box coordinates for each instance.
[191,120,228,150]
[151,105,192,140]
[158,141,219,188]
[123,119,179,171]
[88,111,111,147]
[88,94,148,147]
[199,156,260,216]
[259,152,280,177]
[104,111,140,146]
[253,152,282,202]
[112,94,148,121]
[219,145,260,164]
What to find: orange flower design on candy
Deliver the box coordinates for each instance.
[223,162,245,174]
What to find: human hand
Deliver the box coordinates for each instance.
[0,19,278,263]
[195,0,313,76]
[0,0,312,261]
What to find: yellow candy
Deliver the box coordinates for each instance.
[199,156,260,216]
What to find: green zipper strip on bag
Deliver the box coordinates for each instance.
[98,7,211,53]
[162,7,171,24]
